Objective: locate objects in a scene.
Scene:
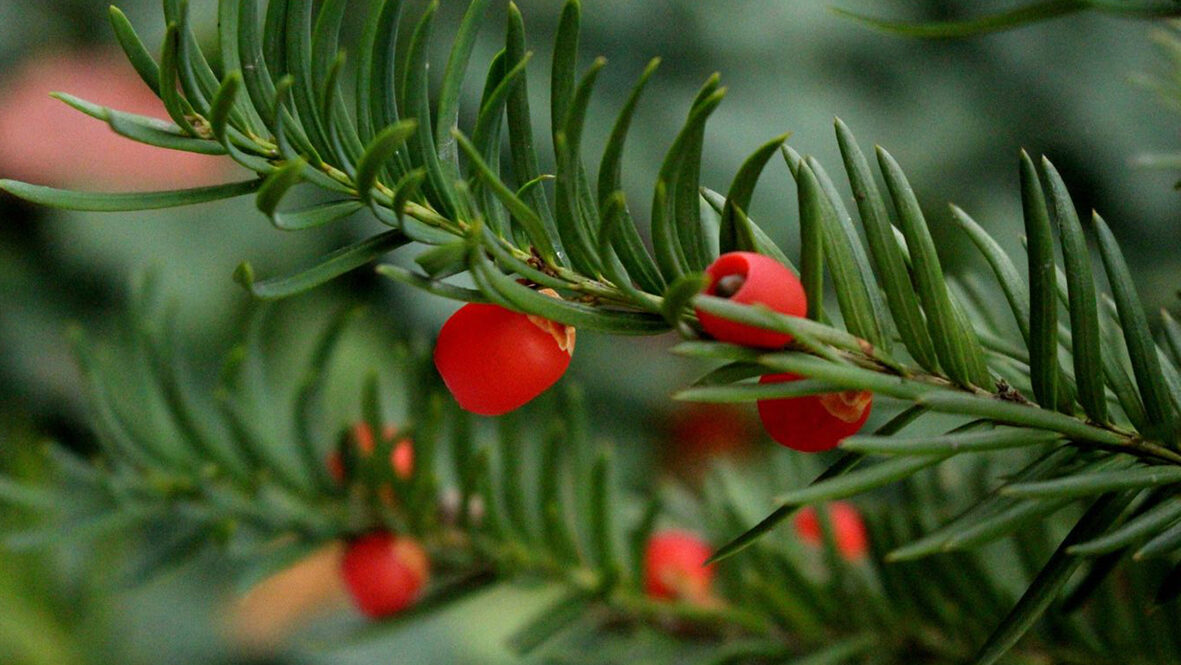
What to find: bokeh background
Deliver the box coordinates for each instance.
[1,1,1177,663]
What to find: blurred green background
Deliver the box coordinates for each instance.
[0,1,1177,663]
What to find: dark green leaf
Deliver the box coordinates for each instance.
[0,178,261,212]
[358,0,407,177]
[1020,151,1061,410]
[797,160,880,344]
[832,1,1088,39]
[553,59,608,276]
[1099,320,1151,431]
[279,200,365,231]
[505,3,556,248]
[209,73,246,148]
[775,455,947,505]
[598,192,663,311]
[835,119,937,369]
[109,6,162,96]
[293,307,360,491]
[262,0,290,79]
[1070,497,1181,555]
[950,205,1033,347]
[284,0,332,163]
[159,24,198,135]
[1004,466,1181,499]
[796,158,825,322]
[356,121,419,204]
[0,477,63,512]
[218,0,266,134]
[173,2,221,114]
[1162,309,1181,364]
[1094,212,1176,435]
[310,0,349,87]
[701,187,796,271]
[550,0,581,143]
[455,130,557,260]
[674,377,846,403]
[661,273,708,328]
[652,86,725,282]
[1041,157,1107,422]
[235,230,411,299]
[842,427,1061,455]
[1057,549,1126,613]
[139,315,253,481]
[238,0,280,129]
[494,412,533,541]
[917,391,1127,446]
[402,1,460,219]
[888,447,1079,561]
[718,134,788,254]
[376,264,488,302]
[756,348,923,398]
[879,146,989,388]
[691,294,883,360]
[970,492,1134,665]
[434,0,493,164]
[942,498,1076,552]
[1134,519,1181,560]
[804,155,892,350]
[68,328,175,470]
[317,51,363,175]
[414,242,468,279]
[596,58,665,293]
[53,92,225,156]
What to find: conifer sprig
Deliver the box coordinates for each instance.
[3,295,1179,665]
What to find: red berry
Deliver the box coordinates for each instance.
[793,501,869,561]
[327,423,414,484]
[664,404,757,479]
[695,252,807,349]
[756,373,872,452]
[352,423,415,479]
[433,293,575,416]
[341,532,430,618]
[643,530,715,604]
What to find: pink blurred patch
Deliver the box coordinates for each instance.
[662,403,758,481]
[0,49,235,190]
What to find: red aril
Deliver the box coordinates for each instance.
[756,373,872,452]
[695,252,806,349]
[341,532,429,618]
[793,501,869,561]
[434,293,575,416]
[643,530,716,604]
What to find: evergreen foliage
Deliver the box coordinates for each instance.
[1,1,1180,663]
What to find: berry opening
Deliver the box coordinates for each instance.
[713,274,746,299]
